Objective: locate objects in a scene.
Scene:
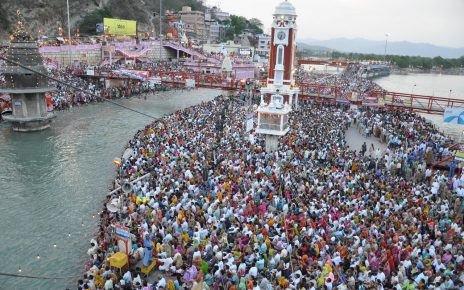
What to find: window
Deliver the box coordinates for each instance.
[277,45,283,65]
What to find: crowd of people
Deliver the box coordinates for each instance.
[45,60,186,110]
[75,93,463,290]
[295,63,385,101]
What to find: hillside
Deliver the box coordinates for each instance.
[301,37,464,59]
[0,0,205,39]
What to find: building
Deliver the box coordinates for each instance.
[1,13,55,131]
[256,34,271,57]
[202,40,255,58]
[255,0,299,152]
[206,6,230,22]
[207,21,221,42]
[179,6,206,41]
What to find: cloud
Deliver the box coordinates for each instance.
[205,0,464,48]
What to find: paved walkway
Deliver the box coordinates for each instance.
[345,124,387,157]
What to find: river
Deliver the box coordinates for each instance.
[0,89,220,289]
[375,73,464,138]
[1,73,464,289]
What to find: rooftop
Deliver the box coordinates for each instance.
[274,0,297,17]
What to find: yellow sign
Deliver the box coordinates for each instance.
[104,18,137,36]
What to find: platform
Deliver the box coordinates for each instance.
[345,124,387,156]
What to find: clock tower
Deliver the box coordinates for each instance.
[268,0,298,89]
[255,0,299,152]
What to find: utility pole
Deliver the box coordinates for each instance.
[159,0,162,61]
[384,33,389,61]
[66,0,72,65]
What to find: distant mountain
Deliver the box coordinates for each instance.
[300,37,464,59]
[297,42,333,52]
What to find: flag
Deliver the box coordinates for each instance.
[444,106,464,124]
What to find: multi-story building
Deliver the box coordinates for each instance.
[207,21,221,42]
[255,34,271,57]
[207,6,230,22]
[179,6,206,41]
[204,7,230,43]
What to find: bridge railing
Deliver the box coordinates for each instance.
[68,69,464,114]
[375,91,464,114]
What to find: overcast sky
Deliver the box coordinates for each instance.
[204,0,464,48]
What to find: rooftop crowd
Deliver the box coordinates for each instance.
[76,94,463,290]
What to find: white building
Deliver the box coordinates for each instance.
[256,34,271,57]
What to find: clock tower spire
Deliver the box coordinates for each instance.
[255,0,299,152]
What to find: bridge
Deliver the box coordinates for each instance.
[150,71,462,114]
[297,59,349,66]
[72,68,463,115]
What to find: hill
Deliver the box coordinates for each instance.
[300,37,464,59]
[0,0,205,39]
[297,42,332,53]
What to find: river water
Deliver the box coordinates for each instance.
[1,73,464,289]
[375,73,464,139]
[0,89,220,289]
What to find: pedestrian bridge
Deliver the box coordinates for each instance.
[76,68,463,115]
[154,70,463,115]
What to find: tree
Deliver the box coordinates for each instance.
[248,18,263,34]
[230,15,247,35]
[78,6,113,35]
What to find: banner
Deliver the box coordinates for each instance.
[115,224,130,241]
[246,113,254,132]
[444,106,464,124]
[455,152,464,161]
[104,18,137,36]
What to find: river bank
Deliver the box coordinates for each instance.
[0,89,221,289]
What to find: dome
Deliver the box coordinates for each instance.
[274,0,297,17]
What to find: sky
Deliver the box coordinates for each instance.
[204,0,464,48]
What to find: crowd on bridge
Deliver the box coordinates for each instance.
[296,63,385,102]
[76,94,463,290]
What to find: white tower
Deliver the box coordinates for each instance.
[255,0,299,152]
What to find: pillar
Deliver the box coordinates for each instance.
[265,135,279,152]
[295,92,299,110]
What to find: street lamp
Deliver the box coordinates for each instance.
[159,0,163,61]
[66,0,72,65]
[384,33,389,61]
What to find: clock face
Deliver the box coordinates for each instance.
[277,31,286,40]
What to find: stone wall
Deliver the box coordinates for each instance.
[39,42,177,65]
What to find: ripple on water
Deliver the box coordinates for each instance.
[0,89,221,289]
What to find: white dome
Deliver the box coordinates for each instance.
[274,0,297,16]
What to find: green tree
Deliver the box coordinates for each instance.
[230,15,247,35]
[248,18,263,34]
[78,6,113,35]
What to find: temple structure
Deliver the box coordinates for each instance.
[0,11,55,132]
[255,0,299,152]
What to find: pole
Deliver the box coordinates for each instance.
[66,0,72,65]
[159,0,162,61]
[384,33,388,61]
